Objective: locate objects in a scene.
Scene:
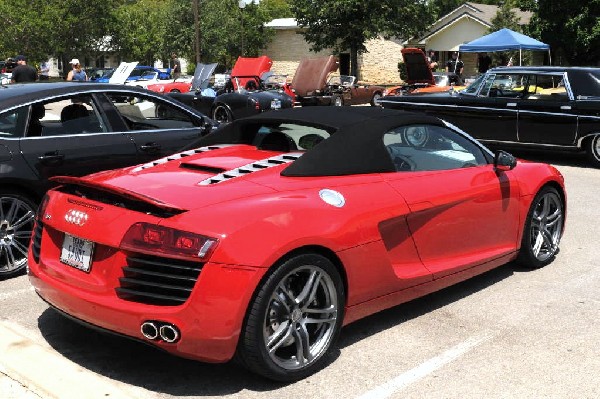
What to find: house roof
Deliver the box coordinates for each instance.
[411,2,533,44]
[265,18,298,29]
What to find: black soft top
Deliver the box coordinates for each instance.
[192,107,446,177]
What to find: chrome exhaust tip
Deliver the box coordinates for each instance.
[159,324,180,343]
[141,321,159,340]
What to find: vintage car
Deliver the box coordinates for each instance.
[146,63,215,94]
[262,72,296,103]
[0,82,214,278]
[95,65,170,83]
[29,107,565,381]
[381,66,600,167]
[292,55,384,106]
[383,48,466,96]
[168,56,293,123]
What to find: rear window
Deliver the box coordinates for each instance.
[254,123,331,151]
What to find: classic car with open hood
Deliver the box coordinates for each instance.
[292,56,384,106]
[29,107,565,381]
[168,56,293,123]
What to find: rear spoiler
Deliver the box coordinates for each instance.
[50,176,187,214]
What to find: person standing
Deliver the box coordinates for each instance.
[446,51,464,85]
[10,55,38,83]
[39,61,50,80]
[427,49,438,71]
[477,52,492,74]
[66,59,87,81]
[171,53,181,81]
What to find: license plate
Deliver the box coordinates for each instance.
[60,234,94,273]
[271,99,282,110]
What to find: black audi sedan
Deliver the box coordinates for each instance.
[381,66,600,167]
[0,82,213,278]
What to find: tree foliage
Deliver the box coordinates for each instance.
[528,0,600,65]
[290,0,432,78]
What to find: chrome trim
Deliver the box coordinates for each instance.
[159,324,180,343]
[480,139,580,149]
[141,321,159,340]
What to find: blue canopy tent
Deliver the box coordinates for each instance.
[459,28,551,66]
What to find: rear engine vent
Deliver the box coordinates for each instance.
[198,152,303,185]
[131,144,234,173]
[116,255,203,306]
[56,184,184,218]
[179,163,227,174]
[31,221,44,263]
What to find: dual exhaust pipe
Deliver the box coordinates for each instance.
[141,321,180,343]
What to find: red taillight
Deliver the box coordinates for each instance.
[120,222,218,261]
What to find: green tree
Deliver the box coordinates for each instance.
[291,0,432,78]
[528,0,600,65]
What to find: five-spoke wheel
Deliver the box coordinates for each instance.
[0,192,36,279]
[517,186,563,268]
[238,254,344,381]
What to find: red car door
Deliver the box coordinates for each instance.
[384,165,521,279]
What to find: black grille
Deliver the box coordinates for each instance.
[116,255,203,306]
[31,221,44,263]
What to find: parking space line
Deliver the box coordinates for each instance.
[355,332,495,399]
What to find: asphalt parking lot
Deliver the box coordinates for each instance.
[1,148,599,399]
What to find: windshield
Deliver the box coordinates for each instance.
[462,74,486,95]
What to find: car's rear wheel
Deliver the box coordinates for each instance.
[517,186,563,268]
[212,105,233,123]
[169,89,181,93]
[371,92,382,107]
[331,94,343,106]
[238,253,344,381]
[584,134,600,167]
[0,191,37,279]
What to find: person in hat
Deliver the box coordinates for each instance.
[66,58,88,81]
[10,55,38,83]
[446,51,464,85]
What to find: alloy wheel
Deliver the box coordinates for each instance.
[0,196,36,275]
[528,191,563,262]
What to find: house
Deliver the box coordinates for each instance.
[264,2,534,84]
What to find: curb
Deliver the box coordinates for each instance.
[0,321,138,399]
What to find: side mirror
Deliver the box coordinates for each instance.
[494,150,517,171]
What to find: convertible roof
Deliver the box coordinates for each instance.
[192,107,445,177]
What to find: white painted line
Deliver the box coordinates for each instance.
[356,332,495,399]
[0,286,34,301]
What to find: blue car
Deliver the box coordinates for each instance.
[94,66,170,83]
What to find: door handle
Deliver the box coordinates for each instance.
[38,152,65,166]
[506,103,517,107]
[140,143,161,153]
[560,105,572,110]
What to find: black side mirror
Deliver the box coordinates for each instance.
[494,150,517,171]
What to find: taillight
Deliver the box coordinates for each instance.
[120,222,218,261]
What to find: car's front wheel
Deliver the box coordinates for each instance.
[517,186,564,268]
[371,92,382,107]
[212,104,233,123]
[584,134,600,167]
[238,253,344,381]
[0,191,37,279]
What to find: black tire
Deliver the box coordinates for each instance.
[331,94,343,107]
[0,191,37,279]
[169,89,181,93]
[584,135,600,167]
[370,92,382,107]
[516,186,564,269]
[237,253,345,381]
[212,104,233,123]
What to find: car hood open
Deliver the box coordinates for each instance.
[291,56,339,96]
[191,63,218,90]
[231,56,272,78]
[402,48,436,86]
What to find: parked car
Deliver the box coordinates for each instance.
[168,56,293,123]
[29,106,565,381]
[381,66,600,167]
[146,62,214,95]
[86,67,115,82]
[383,48,467,96]
[292,56,384,106]
[0,58,16,74]
[0,82,214,278]
[95,65,170,83]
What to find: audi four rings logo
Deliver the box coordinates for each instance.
[65,210,89,226]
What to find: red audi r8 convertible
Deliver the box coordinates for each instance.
[28,107,566,381]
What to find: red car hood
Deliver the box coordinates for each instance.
[291,56,339,96]
[402,48,435,86]
[231,56,272,78]
[51,145,298,212]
